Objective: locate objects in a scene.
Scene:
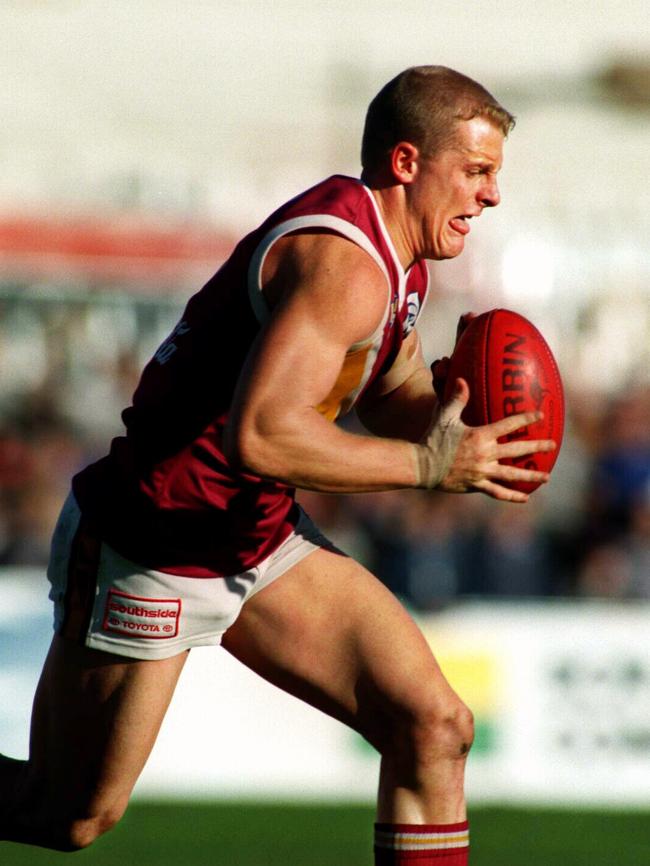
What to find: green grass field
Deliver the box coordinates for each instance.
[2,801,649,865]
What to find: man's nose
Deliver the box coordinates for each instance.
[480,178,500,208]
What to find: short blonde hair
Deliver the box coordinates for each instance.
[361,65,515,174]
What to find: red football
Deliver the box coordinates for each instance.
[443,309,564,493]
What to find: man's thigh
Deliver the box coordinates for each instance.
[24,634,187,823]
[222,548,458,751]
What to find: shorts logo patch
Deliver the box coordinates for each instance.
[103,588,181,639]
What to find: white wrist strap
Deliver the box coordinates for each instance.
[412,413,465,489]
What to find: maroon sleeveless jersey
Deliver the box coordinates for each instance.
[72,176,430,576]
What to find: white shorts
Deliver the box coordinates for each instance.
[47,493,338,660]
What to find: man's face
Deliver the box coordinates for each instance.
[407,117,505,261]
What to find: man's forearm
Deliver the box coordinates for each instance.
[225,407,423,494]
[355,365,437,442]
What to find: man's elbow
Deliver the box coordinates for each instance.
[222,419,283,479]
[222,419,254,472]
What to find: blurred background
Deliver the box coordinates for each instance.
[1,2,650,863]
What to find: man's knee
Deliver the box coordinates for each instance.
[426,698,475,759]
[63,803,126,851]
[385,688,475,765]
[8,799,128,852]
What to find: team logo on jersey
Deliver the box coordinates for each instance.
[154,319,191,365]
[103,588,181,639]
[403,292,421,336]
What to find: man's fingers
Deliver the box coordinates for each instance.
[474,478,530,503]
[489,410,546,438]
[489,463,550,484]
[440,377,469,418]
[431,357,450,399]
[431,357,450,376]
[497,438,556,460]
[456,312,476,343]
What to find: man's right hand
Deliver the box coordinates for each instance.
[414,377,556,503]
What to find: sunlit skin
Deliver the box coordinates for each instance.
[372,116,504,269]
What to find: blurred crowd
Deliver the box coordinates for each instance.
[1,290,649,610]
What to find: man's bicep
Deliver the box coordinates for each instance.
[231,233,390,428]
[241,303,355,420]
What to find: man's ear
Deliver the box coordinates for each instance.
[389,141,420,184]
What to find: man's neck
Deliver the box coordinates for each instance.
[366,182,416,271]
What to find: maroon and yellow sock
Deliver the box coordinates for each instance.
[374,821,469,864]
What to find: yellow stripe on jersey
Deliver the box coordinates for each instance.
[316,342,374,422]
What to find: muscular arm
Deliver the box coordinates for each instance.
[223,231,555,501]
[223,232,422,493]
